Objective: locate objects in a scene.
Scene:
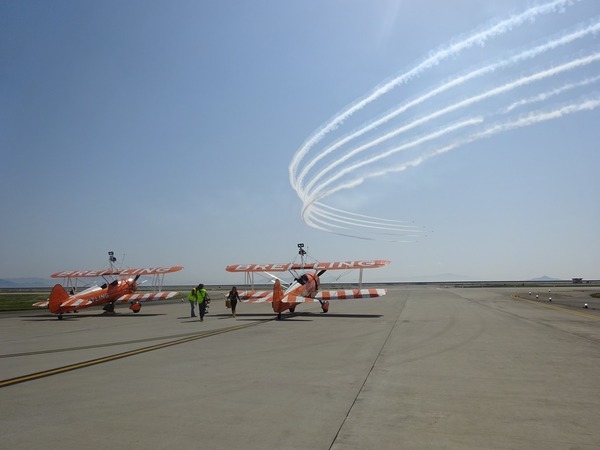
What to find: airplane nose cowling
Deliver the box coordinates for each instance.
[129,275,141,292]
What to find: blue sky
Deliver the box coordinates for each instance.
[1,0,599,285]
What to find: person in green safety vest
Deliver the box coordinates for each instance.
[188,283,208,321]
[187,284,201,318]
[196,283,208,321]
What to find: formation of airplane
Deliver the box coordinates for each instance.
[33,252,183,319]
[226,243,390,319]
[29,245,389,321]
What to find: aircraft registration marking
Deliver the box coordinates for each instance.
[226,260,390,272]
[51,266,184,278]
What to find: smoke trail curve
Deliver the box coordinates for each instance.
[290,0,599,240]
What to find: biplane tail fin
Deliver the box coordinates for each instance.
[273,279,284,304]
[49,284,70,314]
[271,279,286,314]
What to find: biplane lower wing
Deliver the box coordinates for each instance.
[286,289,387,303]
[59,297,94,309]
[238,291,274,303]
[115,292,179,303]
[314,288,386,300]
[45,291,180,308]
[238,288,386,303]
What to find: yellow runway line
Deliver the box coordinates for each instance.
[0,321,266,389]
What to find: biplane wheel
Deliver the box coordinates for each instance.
[277,312,282,320]
[57,314,63,320]
[289,307,296,313]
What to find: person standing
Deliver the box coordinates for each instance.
[187,285,200,317]
[196,283,208,322]
[227,286,241,318]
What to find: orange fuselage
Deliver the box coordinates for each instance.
[271,272,320,314]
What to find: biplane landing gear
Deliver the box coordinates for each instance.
[289,306,296,313]
[57,314,63,320]
[102,301,116,315]
[277,312,282,320]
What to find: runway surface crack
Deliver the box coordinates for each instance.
[328,294,408,449]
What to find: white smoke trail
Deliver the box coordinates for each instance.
[303,52,600,203]
[304,117,485,203]
[504,74,600,112]
[294,19,600,196]
[310,209,412,232]
[309,204,424,232]
[289,0,580,189]
[303,96,600,209]
[315,202,421,226]
[290,0,599,239]
[304,208,421,242]
[301,202,427,241]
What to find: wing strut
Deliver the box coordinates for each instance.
[246,271,255,290]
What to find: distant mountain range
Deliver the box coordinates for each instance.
[398,273,477,282]
[0,278,53,288]
[529,275,562,281]
[394,274,564,282]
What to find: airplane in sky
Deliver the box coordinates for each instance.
[225,243,390,319]
[33,252,183,319]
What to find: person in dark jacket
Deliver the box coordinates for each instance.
[227,286,241,318]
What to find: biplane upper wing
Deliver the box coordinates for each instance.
[226,260,390,273]
[51,266,184,278]
[284,288,387,303]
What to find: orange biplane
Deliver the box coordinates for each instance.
[34,252,183,319]
[226,244,390,319]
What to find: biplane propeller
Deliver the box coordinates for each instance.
[33,252,183,319]
[226,243,390,319]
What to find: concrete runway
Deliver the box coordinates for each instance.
[1,285,600,449]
